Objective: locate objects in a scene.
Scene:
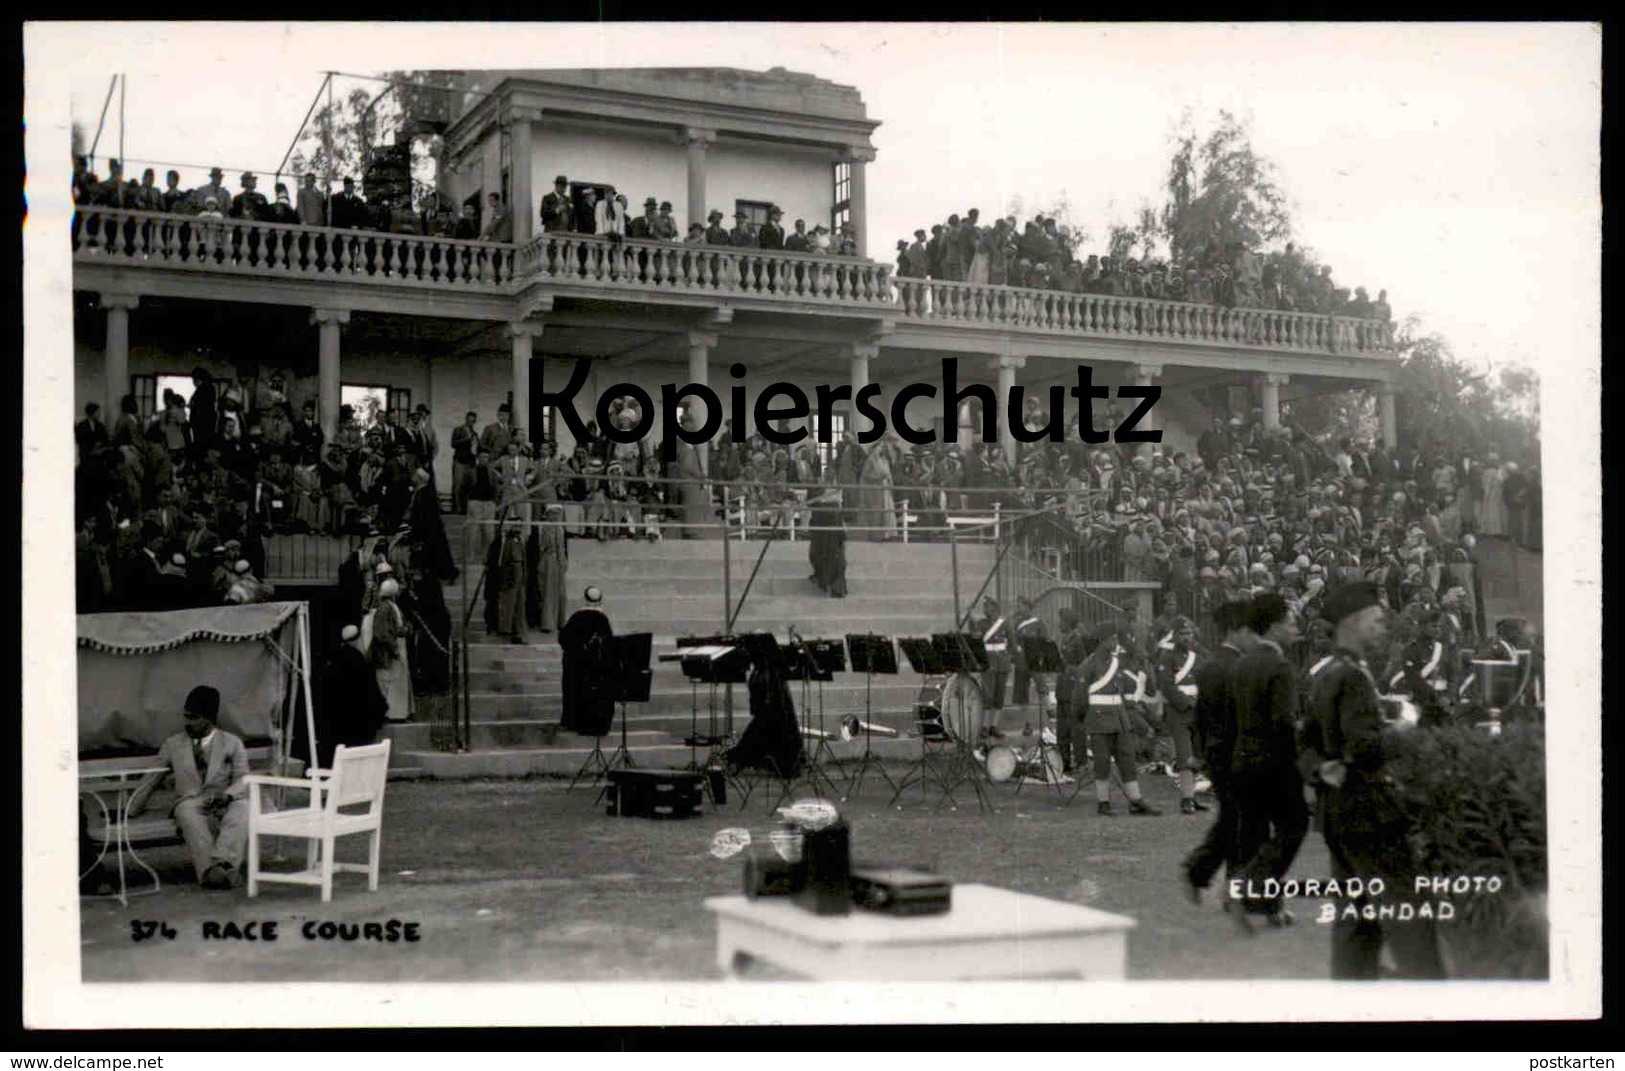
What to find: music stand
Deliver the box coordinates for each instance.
[672,635,748,805]
[840,634,899,801]
[1011,635,1069,801]
[570,632,652,794]
[890,637,992,813]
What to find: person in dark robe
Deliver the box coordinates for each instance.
[188,368,218,458]
[726,633,804,778]
[673,409,714,538]
[407,467,458,582]
[311,624,389,769]
[487,525,527,642]
[524,526,544,630]
[806,478,847,598]
[404,561,452,696]
[558,586,615,736]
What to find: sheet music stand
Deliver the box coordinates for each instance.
[672,635,748,804]
[840,634,899,801]
[783,637,843,802]
[1010,635,1069,801]
[570,632,652,795]
[890,637,992,813]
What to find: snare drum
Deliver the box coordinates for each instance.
[914,673,986,742]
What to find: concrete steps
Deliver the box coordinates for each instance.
[403,533,1002,779]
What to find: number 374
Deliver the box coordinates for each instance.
[130,920,177,942]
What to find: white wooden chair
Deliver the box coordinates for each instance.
[245,741,391,903]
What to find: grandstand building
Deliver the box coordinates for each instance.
[72,65,1400,489]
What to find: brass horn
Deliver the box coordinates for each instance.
[799,723,837,741]
[840,714,901,741]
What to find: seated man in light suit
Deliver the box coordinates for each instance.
[127,685,252,890]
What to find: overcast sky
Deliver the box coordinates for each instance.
[40,21,1600,375]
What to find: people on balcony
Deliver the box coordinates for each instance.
[892,208,1393,321]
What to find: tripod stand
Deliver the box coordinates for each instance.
[567,632,651,803]
[1012,637,1070,803]
[841,647,899,801]
[889,638,992,812]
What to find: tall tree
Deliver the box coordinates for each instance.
[289,71,458,210]
[1157,110,1294,264]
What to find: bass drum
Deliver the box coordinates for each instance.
[915,673,986,742]
[983,745,1019,783]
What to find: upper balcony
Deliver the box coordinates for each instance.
[71,207,1398,363]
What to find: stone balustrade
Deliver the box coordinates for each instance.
[514,233,894,306]
[71,207,517,290]
[72,208,1396,356]
[891,277,1396,355]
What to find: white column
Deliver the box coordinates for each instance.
[1377,382,1398,450]
[101,293,139,421]
[685,128,715,236]
[842,146,875,259]
[687,330,717,474]
[848,341,878,439]
[1134,363,1163,456]
[310,308,349,442]
[508,322,544,444]
[1260,371,1288,430]
[997,354,1025,467]
[509,114,534,245]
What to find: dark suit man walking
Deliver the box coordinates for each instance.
[1228,593,1308,927]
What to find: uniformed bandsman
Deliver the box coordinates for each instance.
[1080,621,1161,816]
[974,596,1010,740]
[1011,596,1042,706]
[1055,610,1096,775]
[1154,616,1208,814]
[1299,581,1445,979]
[1390,609,1453,726]
[1180,598,1255,903]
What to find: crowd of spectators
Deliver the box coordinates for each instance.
[893,208,1393,319]
[73,367,459,621]
[535,172,862,255]
[73,156,504,241]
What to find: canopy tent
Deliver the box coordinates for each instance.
[77,601,316,769]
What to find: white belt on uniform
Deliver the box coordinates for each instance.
[1089,695,1124,706]
[985,643,1007,653]
[1177,684,1198,698]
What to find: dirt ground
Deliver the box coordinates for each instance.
[81,768,1344,984]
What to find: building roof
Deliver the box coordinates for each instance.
[452,66,871,123]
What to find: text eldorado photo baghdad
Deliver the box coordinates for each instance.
[539,356,1163,460]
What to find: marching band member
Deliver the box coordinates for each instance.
[975,596,1010,740]
[1181,599,1255,903]
[1300,582,1445,979]
[1010,595,1041,706]
[1154,616,1208,814]
[1390,608,1453,726]
[1080,621,1161,816]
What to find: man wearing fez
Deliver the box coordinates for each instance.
[126,686,251,890]
[541,175,573,234]
[312,624,389,769]
[1300,582,1445,979]
[1228,593,1308,927]
[1182,598,1256,902]
[558,586,616,737]
[330,177,369,231]
[480,402,516,460]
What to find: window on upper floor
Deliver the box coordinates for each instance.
[832,162,852,233]
[735,200,774,230]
